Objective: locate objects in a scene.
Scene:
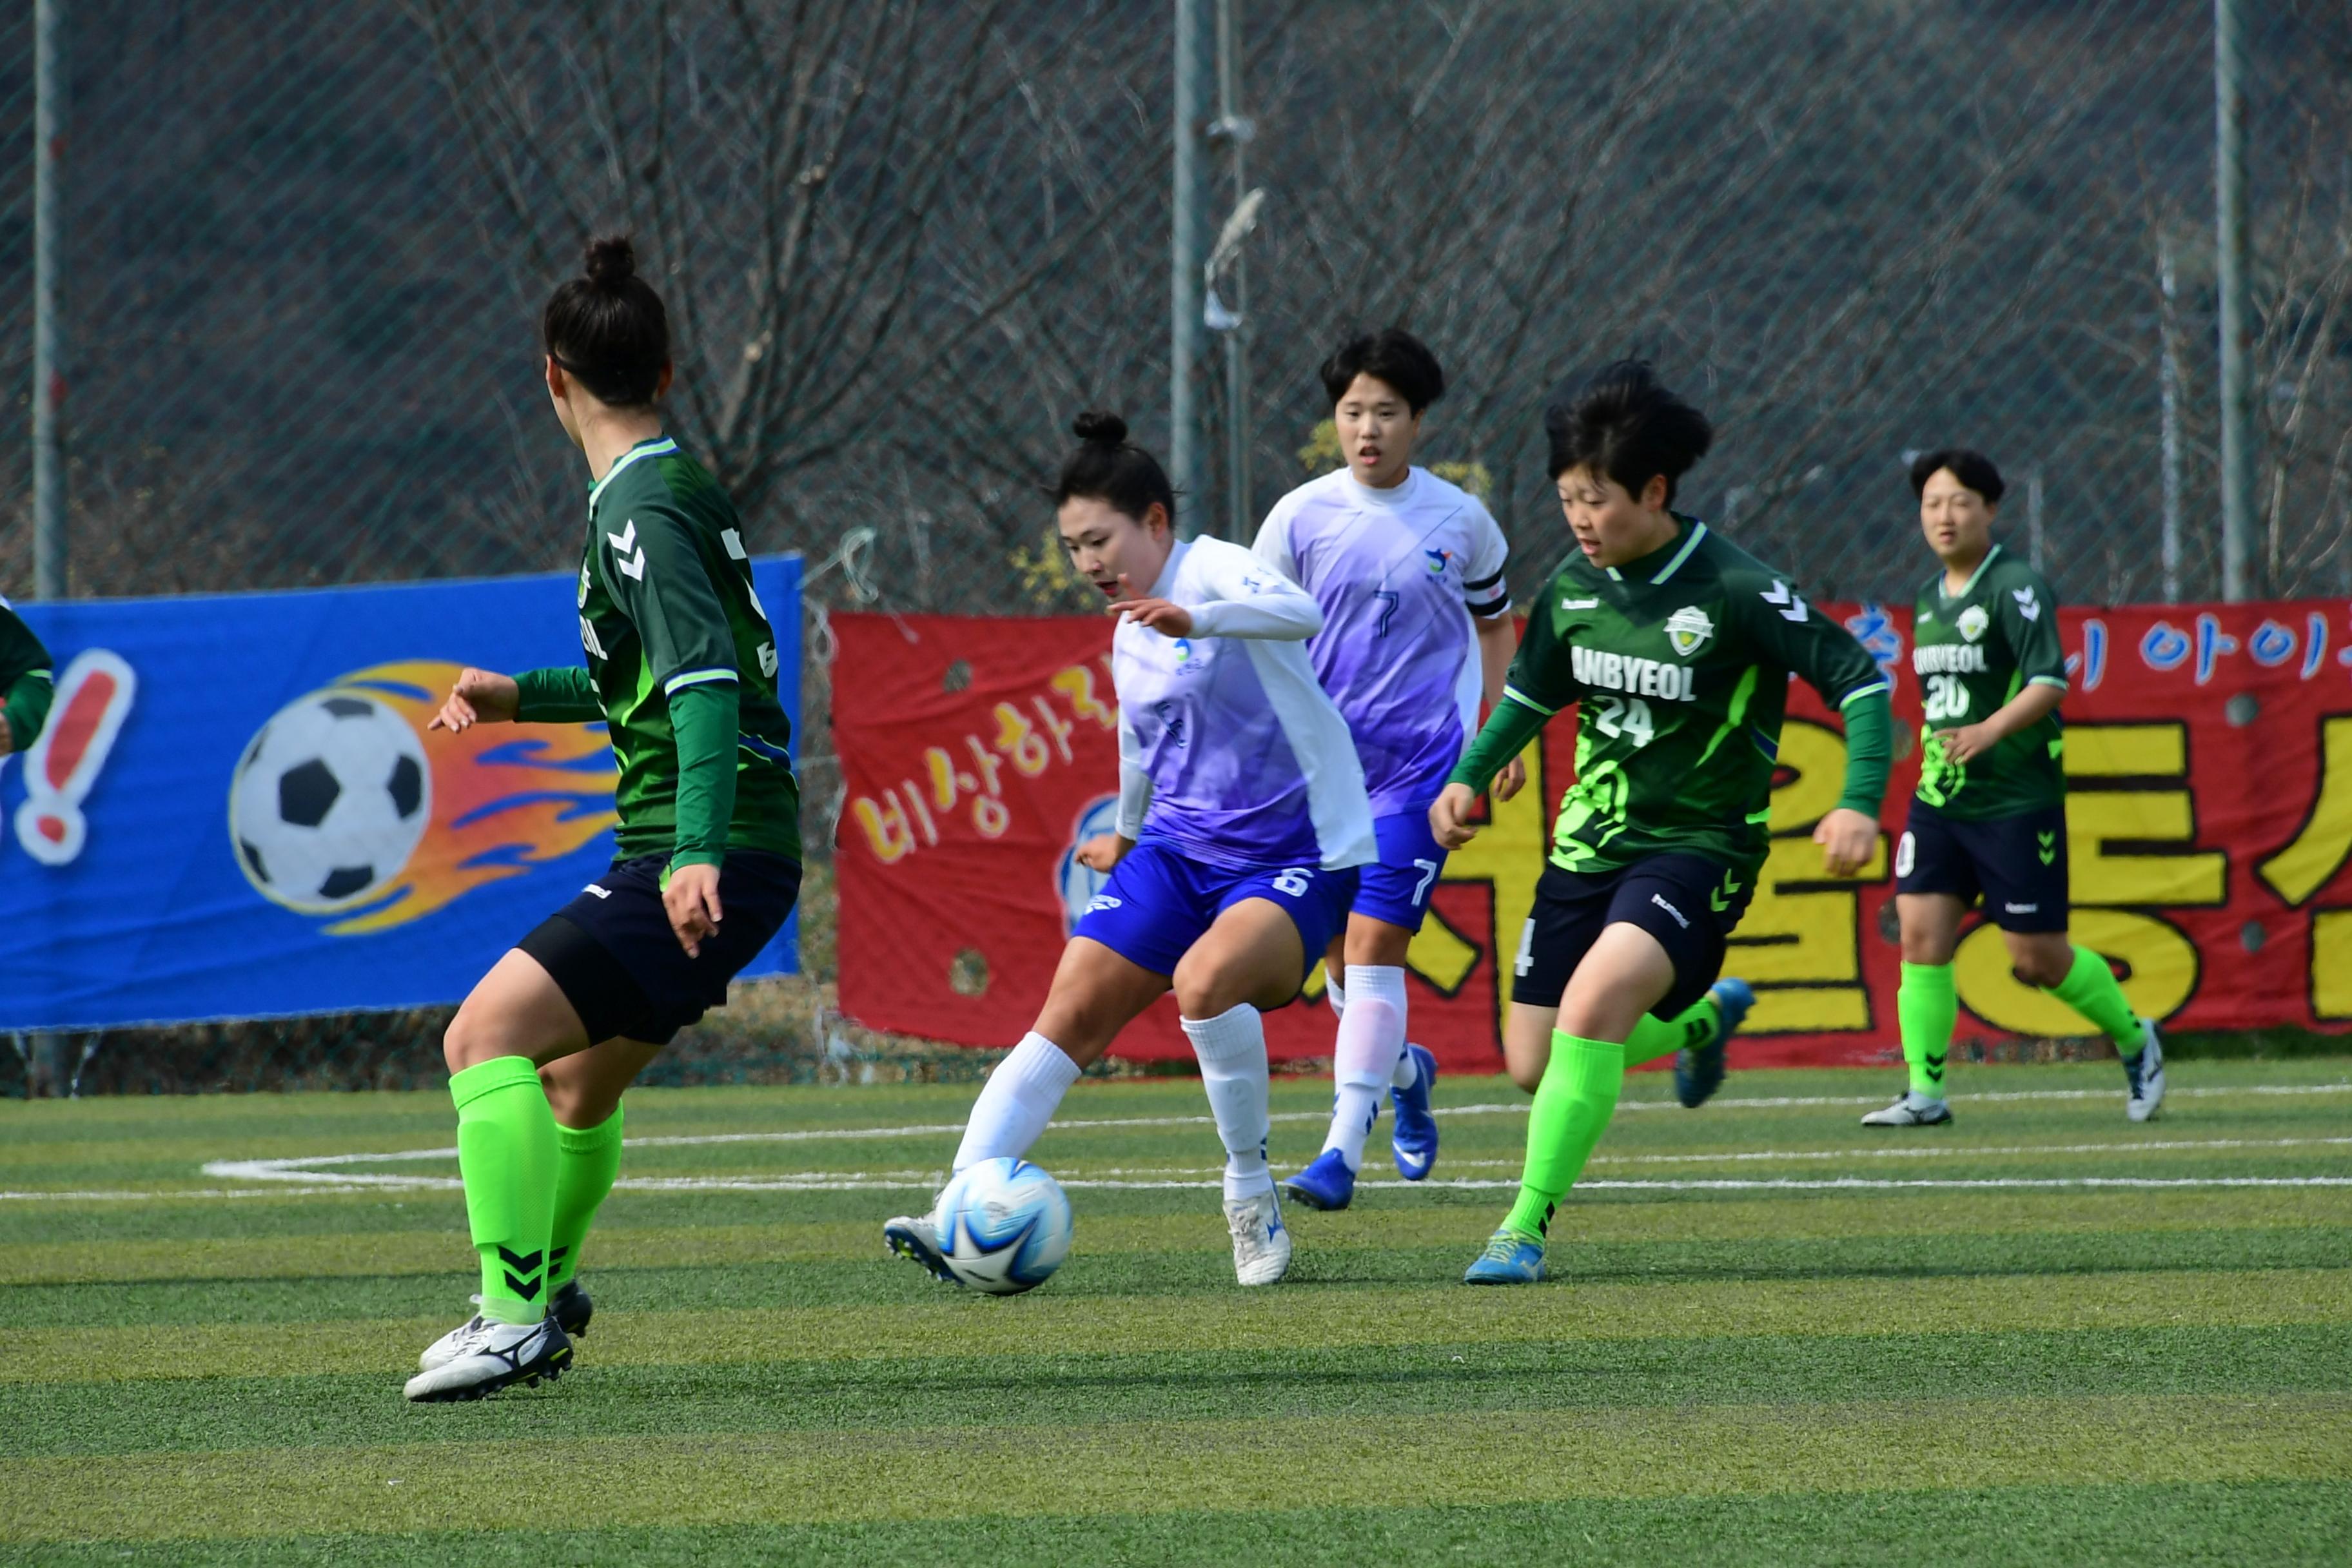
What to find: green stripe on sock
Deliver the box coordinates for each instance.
[1505,1034,1623,1239]
[550,1104,626,1291]
[1898,961,1956,1098]
[2048,946,2142,1051]
[450,1056,558,1326]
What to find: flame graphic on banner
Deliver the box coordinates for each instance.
[319,660,616,936]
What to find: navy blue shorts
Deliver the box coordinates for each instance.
[1509,852,1753,1021]
[1073,838,1358,992]
[1896,799,2068,933]
[1350,807,1451,933]
[517,850,802,1046]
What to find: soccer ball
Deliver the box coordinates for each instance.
[230,690,431,912]
[932,1157,1075,1295]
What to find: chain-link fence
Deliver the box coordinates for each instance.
[3,0,2347,1090]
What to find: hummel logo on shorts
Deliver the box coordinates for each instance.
[2004,901,2037,914]
[1651,893,1690,929]
[583,885,612,899]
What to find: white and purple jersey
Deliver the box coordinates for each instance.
[1252,466,1511,813]
[1113,536,1376,873]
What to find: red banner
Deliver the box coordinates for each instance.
[832,601,2352,1068]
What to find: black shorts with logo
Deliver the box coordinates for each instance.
[1895,798,2068,934]
[516,850,802,1046]
[1509,852,1756,1021]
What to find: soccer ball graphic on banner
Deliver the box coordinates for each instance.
[932,1157,1075,1295]
[230,691,432,912]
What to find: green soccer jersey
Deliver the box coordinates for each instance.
[556,435,799,864]
[1458,516,1891,884]
[0,596,54,753]
[1911,544,2067,819]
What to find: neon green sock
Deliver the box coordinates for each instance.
[1503,1034,1623,1240]
[2048,945,2141,1051]
[1624,995,1720,1068]
[1897,961,1955,1100]
[450,1057,558,1326]
[549,1104,625,1293]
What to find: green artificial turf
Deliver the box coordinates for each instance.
[1,1059,2346,1563]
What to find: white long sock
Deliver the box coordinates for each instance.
[1325,974,1347,1018]
[952,1032,1081,1172]
[1392,1042,1422,1089]
[1182,1004,1273,1201]
[1322,965,1407,1172]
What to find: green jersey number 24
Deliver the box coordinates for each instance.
[1589,694,1656,747]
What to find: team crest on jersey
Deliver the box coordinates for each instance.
[1663,606,1714,658]
[1957,605,1990,642]
[1424,548,1453,574]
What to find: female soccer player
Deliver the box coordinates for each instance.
[406,235,802,1400]
[1867,449,2162,1127]
[1251,328,1524,1210]
[1433,361,1894,1285]
[885,411,1374,1288]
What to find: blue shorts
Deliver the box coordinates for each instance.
[1073,839,1358,990]
[1352,807,1450,932]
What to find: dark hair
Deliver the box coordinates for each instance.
[1908,447,2005,505]
[1544,359,1714,502]
[1320,328,1446,415]
[1052,411,1176,526]
[542,235,671,407]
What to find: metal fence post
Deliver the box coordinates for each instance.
[1169,0,1212,537]
[2159,235,2184,603]
[28,0,69,1098]
[1213,0,1250,542]
[2213,0,2254,602]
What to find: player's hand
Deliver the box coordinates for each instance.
[1492,754,1527,803]
[1429,782,1483,850]
[0,709,12,758]
[429,668,520,733]
[664,861,723,958]
[1076,834,1132,872]
[1813,807,1878,877]
[1106,574,1193,638]
[1933,723,1997,766]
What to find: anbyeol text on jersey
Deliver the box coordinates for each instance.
[1913,643,1990,675]
[1568,644,1699,702]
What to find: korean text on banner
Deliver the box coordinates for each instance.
[831,602,2352,1068]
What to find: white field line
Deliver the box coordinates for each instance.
[0,1079,2332,1204]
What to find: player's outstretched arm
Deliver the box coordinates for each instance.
[430,667,522,732]
[1742,571,1893,877]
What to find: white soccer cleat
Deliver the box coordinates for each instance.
[2126,1021,2166,1122]
[403,1313,571,1402]
[1861,1093,1952,1127]
[1225,1189,1292,1286]
[418,1284,592,1371]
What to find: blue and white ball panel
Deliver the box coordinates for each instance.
[932,1156,1074,1295]
[1072,838,1358,983]
[1349,807,1450,932]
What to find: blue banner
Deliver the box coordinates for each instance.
[1,558,801,1030]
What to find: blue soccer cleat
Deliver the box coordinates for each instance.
[1281,1148,1357,1211]
[1674,977,1753,1110]
[1462,1227,1546,1285]
[1391,1043,1441,1180]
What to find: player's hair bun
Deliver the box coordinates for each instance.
[583,234,639,291]
[1072,410,1129,447]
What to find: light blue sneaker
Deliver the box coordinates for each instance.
[1390,1043,1440,1180]
[1674,977,1754,1110]
[1280,1148,1357,1211]
[1461,1227,1546,1285]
